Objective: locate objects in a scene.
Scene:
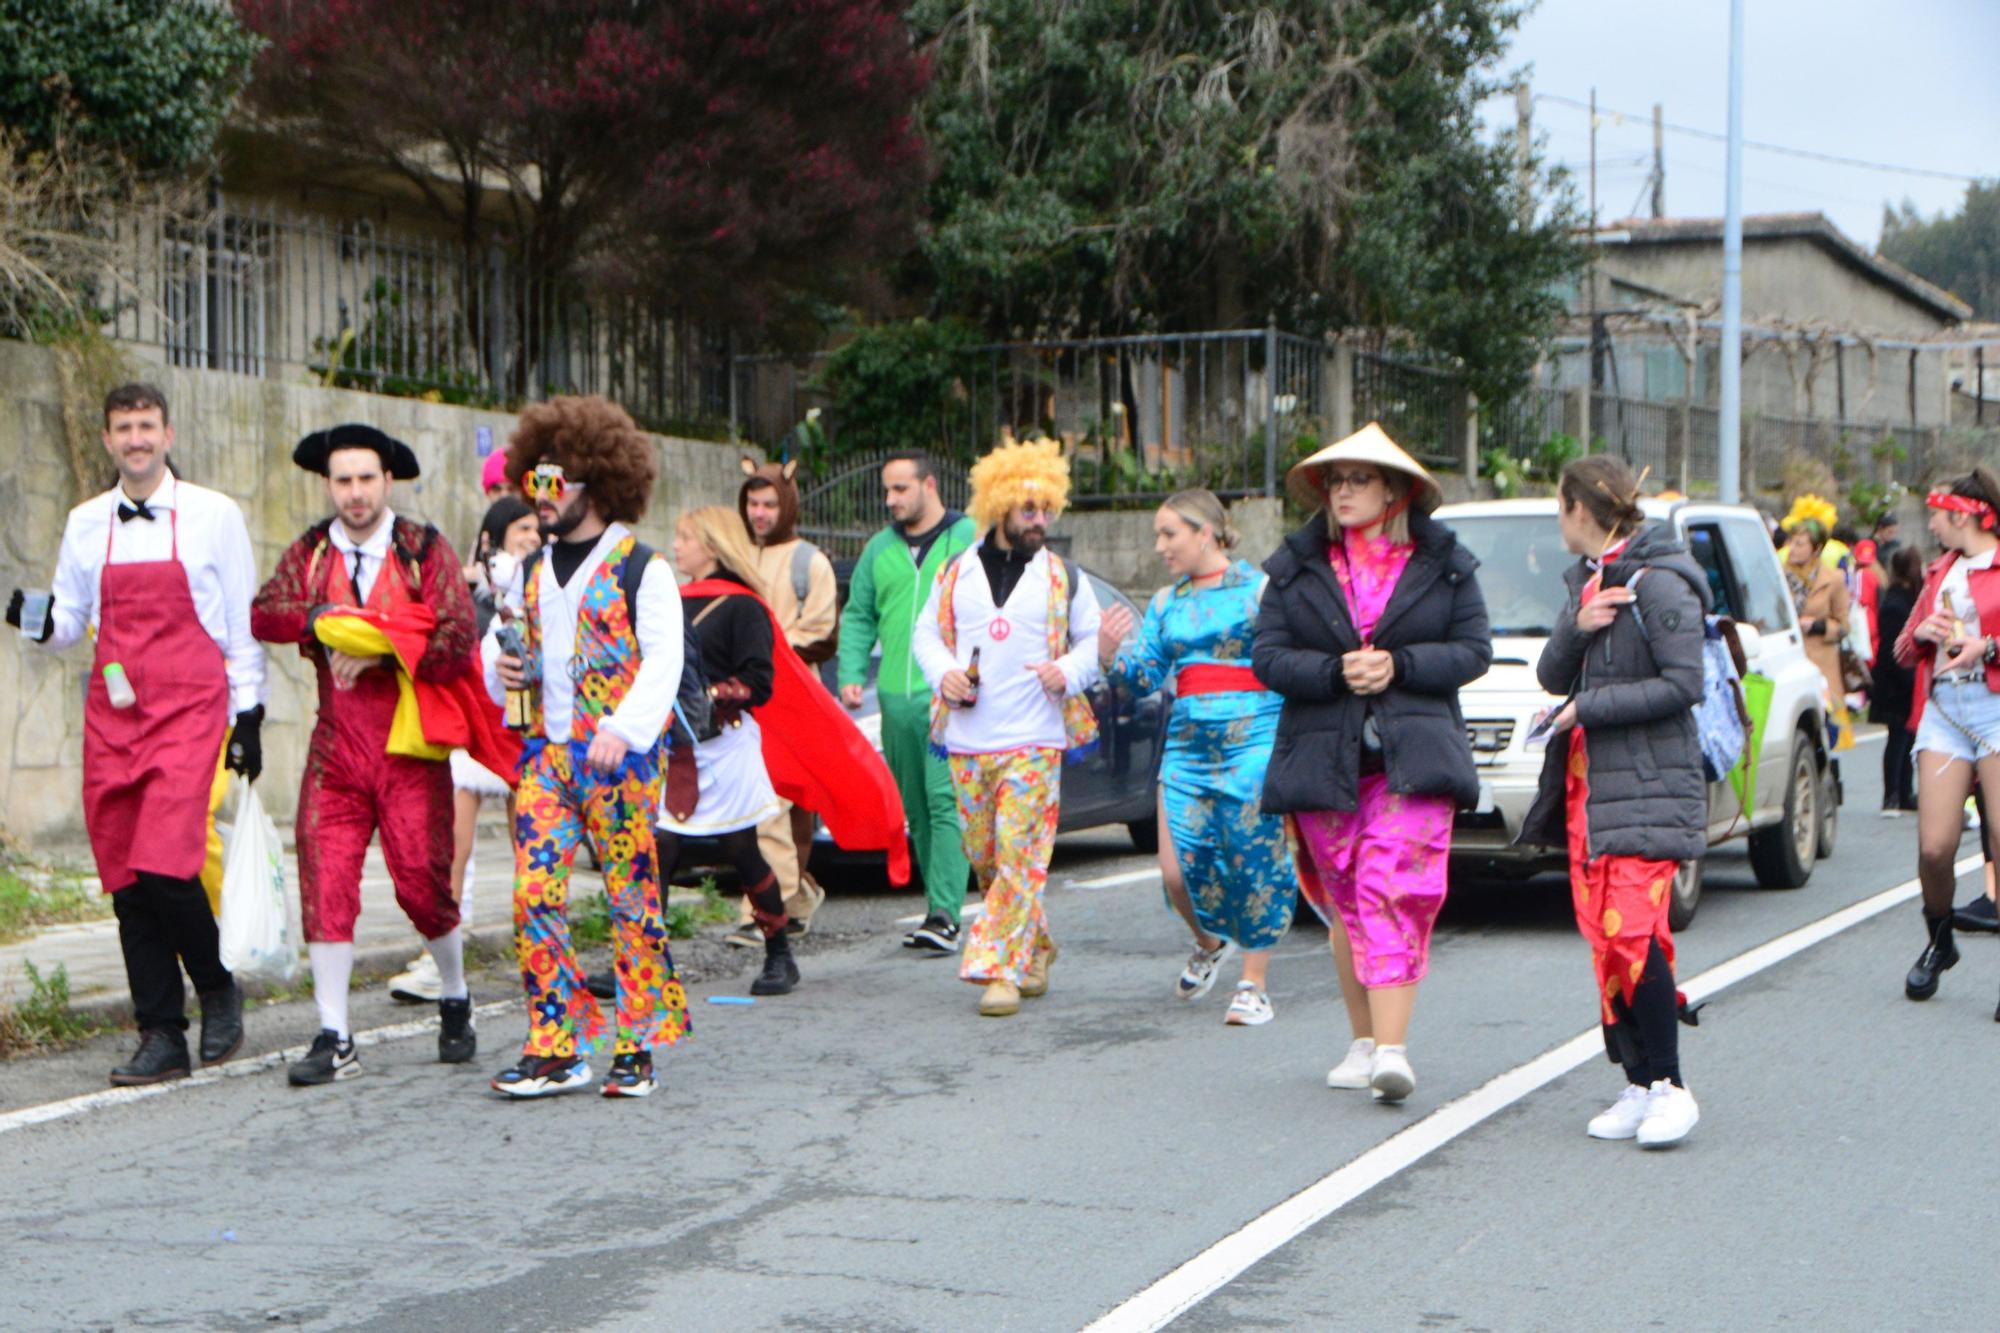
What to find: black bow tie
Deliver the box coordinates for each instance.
[117,500,156,523]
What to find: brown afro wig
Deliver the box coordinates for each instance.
[505,396,657,524]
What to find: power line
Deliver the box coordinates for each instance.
[1534,92,1989,184]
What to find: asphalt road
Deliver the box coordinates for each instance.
[3,735,1995,1332]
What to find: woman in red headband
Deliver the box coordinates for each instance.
[1892,465,2000,1007]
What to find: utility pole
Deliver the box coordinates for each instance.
[1651,103,1665,219]
[1588,88,1602,400]
[1720,0,1745,503]
[1515,81,1533,227]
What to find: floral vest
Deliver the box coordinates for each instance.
[522,535,646,743]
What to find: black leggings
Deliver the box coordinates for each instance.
[656,828,786,937]
[1604,939,1682,1089]
[1882,722,1917,810]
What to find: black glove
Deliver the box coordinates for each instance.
[5,590,55,643]
[227,705,265,782]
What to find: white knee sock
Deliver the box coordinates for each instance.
[426,927,468,1001]
[307,941,354,1040]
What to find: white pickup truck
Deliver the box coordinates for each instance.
[1437,497,1840,927]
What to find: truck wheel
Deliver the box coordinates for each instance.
[1749,732,1819,889]
[1667,858,1705,931]
[1127,816,1160,853]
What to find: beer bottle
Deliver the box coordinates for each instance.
[959,645,981,708]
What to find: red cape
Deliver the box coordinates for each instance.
[320,603,523,787]
[682,579,911,885]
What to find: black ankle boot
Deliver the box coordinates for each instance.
[1906,912,1960,1000]
[198,983,244,1065]
[750,930,800,996]
[110,1028,191,1086]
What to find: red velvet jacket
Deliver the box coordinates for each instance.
[1892,550,2000,731]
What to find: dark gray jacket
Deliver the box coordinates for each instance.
[1517,521,1711,861]
[1254,509,1492,814]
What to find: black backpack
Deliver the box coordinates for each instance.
[525,541,719,746]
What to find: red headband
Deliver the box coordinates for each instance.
[1927,490,1998,530]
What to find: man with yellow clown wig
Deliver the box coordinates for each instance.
[913,436,1104,1017]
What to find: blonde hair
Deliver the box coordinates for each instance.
[1165,488,1239,551]
[1325,466,1411,544]
[678,505,770,600]
[968,435,1071,531]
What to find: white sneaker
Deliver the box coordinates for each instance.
[1635,1080,1700,1148]
[1326,1037,1376,1089]
[1369,1045,1416,1103]
[1223,982,1274,1027]
[1176,938,1237,1001]
[1586,1084,1652,1140]
[387,953,441,1004]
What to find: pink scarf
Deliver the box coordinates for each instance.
[1329,527,1413,643]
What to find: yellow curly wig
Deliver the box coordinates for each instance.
[968,435,1071,531]
[1781,493,1838,542]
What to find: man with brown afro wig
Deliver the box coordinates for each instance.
[482,396,690,1100]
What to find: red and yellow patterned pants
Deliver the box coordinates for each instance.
[1565,729,1679,1025]
[950,747,1062,986]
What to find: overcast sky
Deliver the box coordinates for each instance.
[1476,0,1999,250]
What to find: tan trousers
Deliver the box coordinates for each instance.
[735,800,825,925]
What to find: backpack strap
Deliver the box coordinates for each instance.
[620,540,654,633]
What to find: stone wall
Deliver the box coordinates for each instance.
[0,339,753,846]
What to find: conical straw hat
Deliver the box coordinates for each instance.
[1285,422,1442,514]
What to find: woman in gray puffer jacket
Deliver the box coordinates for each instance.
[1518,456,1709,1150]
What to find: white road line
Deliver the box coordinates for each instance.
[1081,852,1982,1333]
[0,1000,517,1137]
[1068,868,1163,891]
[894,906,986,927]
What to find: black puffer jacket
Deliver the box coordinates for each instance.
[1517,521,1711,861]
[1253,509,1492,814]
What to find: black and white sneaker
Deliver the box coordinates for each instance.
[438,996,477,1064]
[490,1054,592,1098]
[906,914,960,954]
[287,1029,360,1086]
[601,1052,657,1099]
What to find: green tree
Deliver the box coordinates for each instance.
[0,0,259,170]
[908,0,1582,403]
[1880,183,2000,321]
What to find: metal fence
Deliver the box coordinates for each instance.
[735,328,1334,507]
[795,448,972,565]
[1351,351,1464,469]
[1480,386,1568,461]
[100,197,730,434]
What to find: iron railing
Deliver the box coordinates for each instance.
[99,196,730,434]
[1351,351,1463,469]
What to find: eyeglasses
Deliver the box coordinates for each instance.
[1016,501,1054,519]
[523,463,584,502]
[1322,470,1382,493]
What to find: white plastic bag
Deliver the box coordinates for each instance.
[218,778,301,985]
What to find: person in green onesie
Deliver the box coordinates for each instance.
[838,451,977,952]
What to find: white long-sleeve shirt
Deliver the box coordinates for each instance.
[41,474,267,713]
[481,523,684,750]
[913,544,1101,755]
[327,507,398,603]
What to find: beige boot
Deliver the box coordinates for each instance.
[978,980,1021,1017]
[1019,941,1059,998]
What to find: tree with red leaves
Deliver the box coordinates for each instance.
[238,0,929,351]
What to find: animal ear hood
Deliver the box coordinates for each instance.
[737,459,802,546]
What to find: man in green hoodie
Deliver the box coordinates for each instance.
[839,452,977,952]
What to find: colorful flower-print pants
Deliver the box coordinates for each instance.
[1292,774,1455,988]
[1565,729,1679,1026]
[512,740,688,1059]
[949,747,1061,987]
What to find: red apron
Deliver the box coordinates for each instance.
[82,506,231,893]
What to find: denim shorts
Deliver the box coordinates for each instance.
[1915,677,2000,764]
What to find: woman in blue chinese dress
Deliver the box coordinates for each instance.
[1098,489,1293,1026]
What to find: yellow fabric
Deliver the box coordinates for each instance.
[313,615,450,761]
[199,734,230,914]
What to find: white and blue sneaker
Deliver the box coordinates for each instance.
[600,1052,656,1099]
[1177,938,1237,1001]
[490,1054,592,1098]
[1224,982,1274,1026]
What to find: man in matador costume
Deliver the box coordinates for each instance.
[254,425,510,1085]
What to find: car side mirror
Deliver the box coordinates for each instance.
[1734,624,1764,661]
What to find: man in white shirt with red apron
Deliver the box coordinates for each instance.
[7,383,266,1085]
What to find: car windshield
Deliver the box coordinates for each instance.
[1444,514,1570,638]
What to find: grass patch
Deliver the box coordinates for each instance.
[0,961,112,1057]
[0,862,112,945]
[573,876,731,945]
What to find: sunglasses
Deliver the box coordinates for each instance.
[523,463,584,502]
[1322,470,1382,493]
[1016,501,1054,520]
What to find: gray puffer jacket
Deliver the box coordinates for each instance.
[1516,521,1712,861]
